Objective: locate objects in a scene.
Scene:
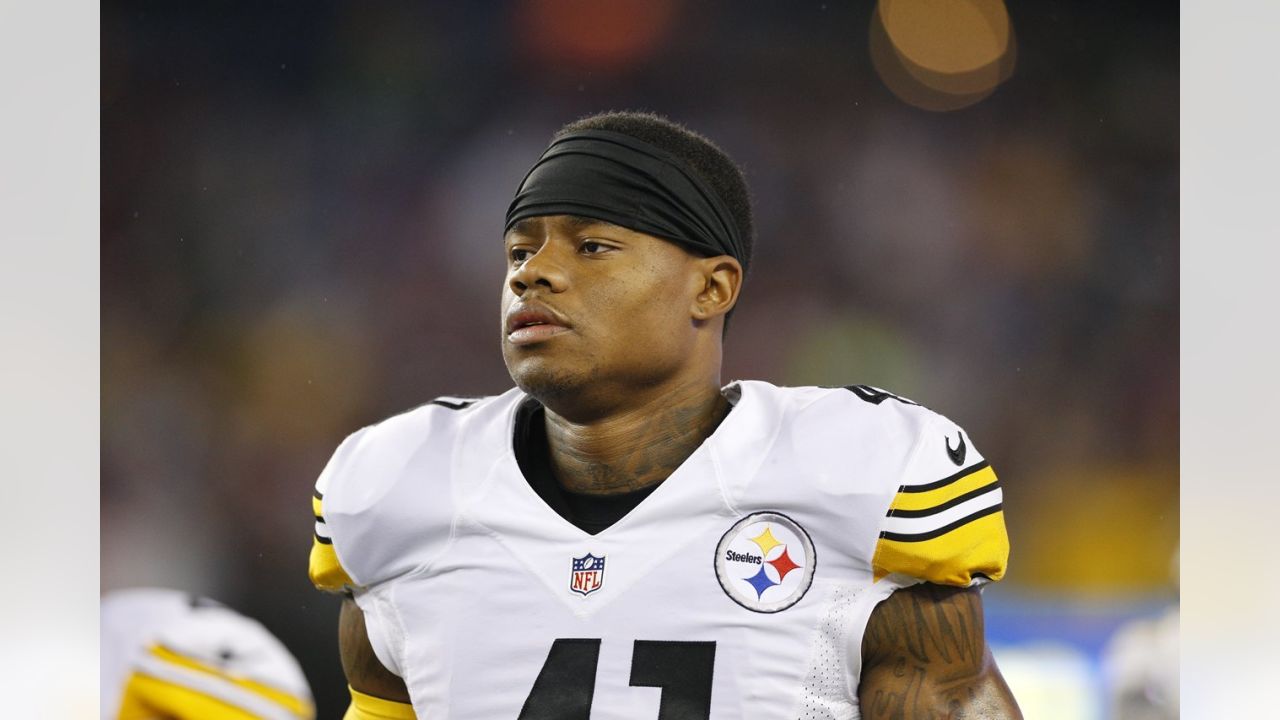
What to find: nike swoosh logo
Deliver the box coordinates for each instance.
[945,432,967,466]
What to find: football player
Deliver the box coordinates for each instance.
[309,111,1021,719]
[101,587,315,720]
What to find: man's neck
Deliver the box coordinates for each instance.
[542,380,730,495]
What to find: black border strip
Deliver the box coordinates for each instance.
[430,398,480,411]
[888,482,1000,518]
[313,531,333,545]
[313,490,323,500]
[839,384,920,406]
[900,460,991,494]
[879,503,1003,542]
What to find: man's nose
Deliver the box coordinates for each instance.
[508,243,569,295]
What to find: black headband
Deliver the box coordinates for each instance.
[504,129,746,269]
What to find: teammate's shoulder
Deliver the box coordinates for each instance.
[109,589,314,719]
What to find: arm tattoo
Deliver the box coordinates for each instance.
[859,584,1021,719]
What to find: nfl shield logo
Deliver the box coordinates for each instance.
[570,553,606,596]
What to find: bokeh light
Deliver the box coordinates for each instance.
[516,0,678,72]
[870,0,1016,111]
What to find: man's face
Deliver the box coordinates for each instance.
[501,214,706,408]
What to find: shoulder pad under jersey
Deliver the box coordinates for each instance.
[308,393,510,592]
[839,386,1009,587]
[757,383,1008,588]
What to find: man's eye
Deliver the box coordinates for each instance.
[580,241,609,254]
[510,248,532,263]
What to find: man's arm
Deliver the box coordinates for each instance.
[339,598,416,716]
[859,583,1021,719]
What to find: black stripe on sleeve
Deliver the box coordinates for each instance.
[314,515,325,524]
[887,481,1001,519]
[899,460,991,494]
[314,531,333,545]
[879,503,1003,542]
[313,490,323,500]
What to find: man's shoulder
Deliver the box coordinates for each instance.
[323,389,522,483]
[744,381,1008,588]
[736,380,986,500]
[309,388,524,591]
[743,381,949,448]
[351,391,516,450]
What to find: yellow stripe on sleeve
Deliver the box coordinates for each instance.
[872,510,1009,586]
[310,493,355,592]
[148,644,314,718]
[345,686,417,719]
[118,672,268,720]
[890,464,999,513]
[310,536,355,591]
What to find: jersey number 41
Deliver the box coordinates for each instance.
[519,638,716,719]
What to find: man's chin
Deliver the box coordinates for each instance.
[509,362,572,396]
[506,357,600,406]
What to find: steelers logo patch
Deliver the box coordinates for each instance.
[715,511,816,613]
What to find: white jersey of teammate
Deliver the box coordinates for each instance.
[309,381,1009,719]
[101,587,314,720]
[1102,606,1179,720]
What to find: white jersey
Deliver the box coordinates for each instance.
[100,588,314,720]
[1102,607,1179,719]
[309,381,1008,719]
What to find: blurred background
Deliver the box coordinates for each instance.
[101,1,1177,717]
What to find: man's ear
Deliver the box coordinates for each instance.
[690,255,743,322]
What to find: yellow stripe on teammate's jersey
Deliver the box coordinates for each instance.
[872,511,1009,586]
[118,672,267,720]
[118,644,315,720]
[149,644,315,718]
[310,493,355,592]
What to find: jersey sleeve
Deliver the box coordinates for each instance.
[307,400,469,594]
[119,602,315,720]
[871,411,1009,587]
[305,397,486,686]
[309,429,366,593]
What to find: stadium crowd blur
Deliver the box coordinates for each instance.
[102,2,1177,717]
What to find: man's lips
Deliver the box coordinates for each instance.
[505,306,571,345]
[507,324,571,345]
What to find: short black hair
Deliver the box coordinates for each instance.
[554,111,756,279]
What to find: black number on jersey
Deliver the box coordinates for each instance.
[519,638,717,719]
[630,641,717,718]
[518,639,600,719]
[427,396,482,411]
[840,384,919,406]
[376,396,484,426]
